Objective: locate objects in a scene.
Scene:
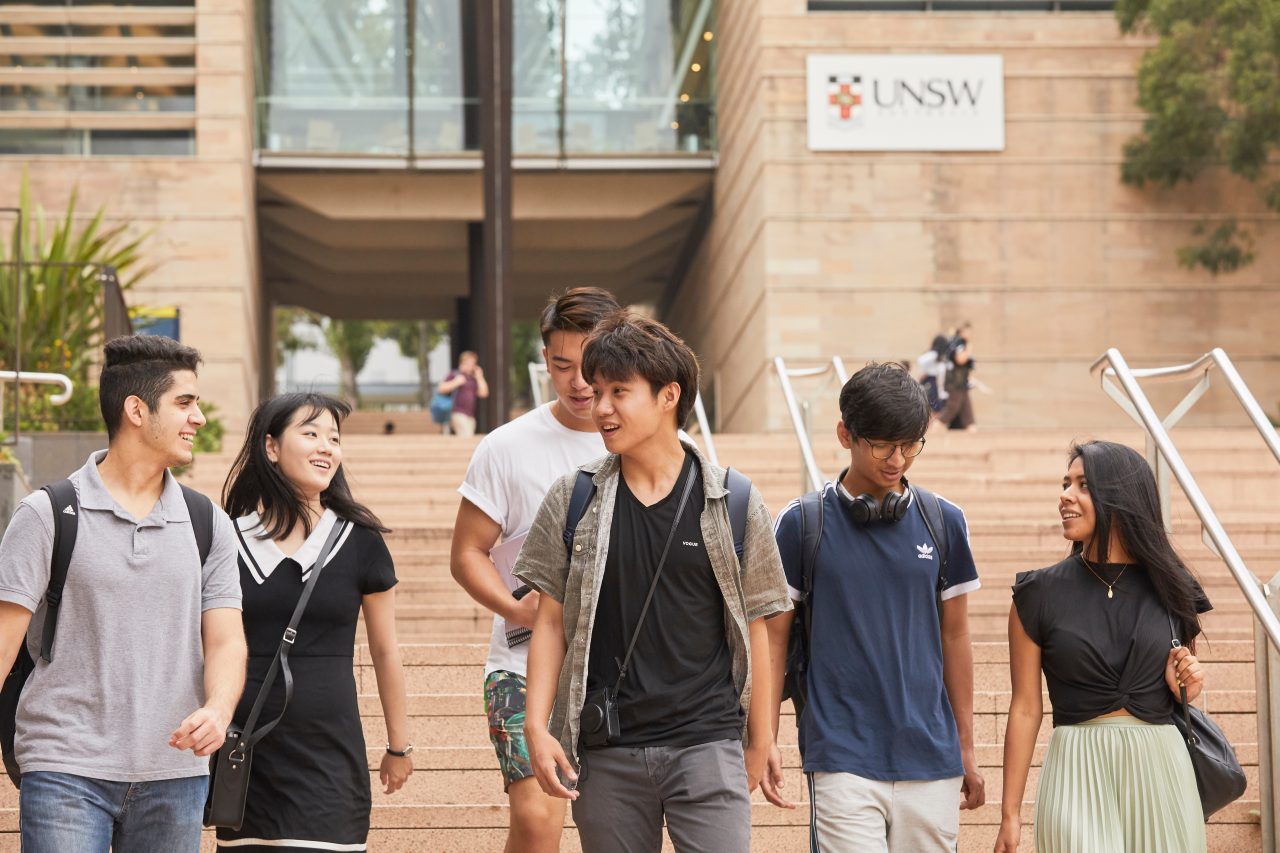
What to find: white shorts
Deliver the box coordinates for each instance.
[808,771,962,853]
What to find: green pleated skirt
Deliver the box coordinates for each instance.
[1034,715,1207,853]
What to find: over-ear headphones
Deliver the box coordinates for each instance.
[836,468,911,525]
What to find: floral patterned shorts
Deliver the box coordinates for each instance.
[484,670,534,791]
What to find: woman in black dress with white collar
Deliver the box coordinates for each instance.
[219,393,412,852]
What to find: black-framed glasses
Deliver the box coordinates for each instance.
[858,437,926,460]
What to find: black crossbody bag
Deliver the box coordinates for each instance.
[579,465,698,748]
[205,519,348,829]
[1167,612,1246,819]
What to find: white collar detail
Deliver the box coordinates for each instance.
[235,508,352,584]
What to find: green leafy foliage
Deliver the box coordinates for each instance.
[1116,0,1280,272]
[1,171,153,432]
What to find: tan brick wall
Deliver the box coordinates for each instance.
[672,2,1280,432]
[1,0,261,434]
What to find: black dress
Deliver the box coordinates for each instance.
[216,510,398,852]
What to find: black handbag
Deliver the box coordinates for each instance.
[1167,614,1247,819]
[205,519,348,829]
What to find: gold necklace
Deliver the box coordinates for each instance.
[1079,554,1130,600]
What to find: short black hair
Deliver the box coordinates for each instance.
[839,362,930,441]
[539,287,621,345]
[99,335,202,438]
[581,310,700,428]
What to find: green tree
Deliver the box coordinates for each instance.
[324,319,379,406]
[1116,0,1280,273]
[378,319,448,405]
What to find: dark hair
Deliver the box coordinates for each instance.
[1069,440,1204,642]
[99,335,202,439]
[539,287,621,345]
[839,362,931,440]
[223,393,389,539]
[581,310,700,428]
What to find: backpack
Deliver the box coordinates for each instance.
[781,484,950,726]
[0,479,215,789]
[562,466,753,567]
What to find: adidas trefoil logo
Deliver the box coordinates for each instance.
[916,543,934,561]
[62,505,76,516]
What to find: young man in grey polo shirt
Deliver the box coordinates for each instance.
[0,335,246,853]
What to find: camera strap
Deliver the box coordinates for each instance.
[612,458,700,693]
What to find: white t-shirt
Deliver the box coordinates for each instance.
[458,402,606,677]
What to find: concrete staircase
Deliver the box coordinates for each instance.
[2,427,1270,851]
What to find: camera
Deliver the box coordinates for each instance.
[580,686,621,748]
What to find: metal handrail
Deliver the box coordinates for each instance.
[0,371,74,434]
[1090,347,1280,651]
[526,361,719,466]
[774,356,849,493]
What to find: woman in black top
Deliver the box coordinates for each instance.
[995,441,1209,853]
[218,393,412,852]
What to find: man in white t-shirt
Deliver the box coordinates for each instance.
[450,287,620,853]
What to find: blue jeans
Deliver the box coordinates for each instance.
[19,771,208,853]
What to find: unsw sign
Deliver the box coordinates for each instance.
[806,54,1005,152]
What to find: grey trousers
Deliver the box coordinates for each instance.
[571,739,752,853]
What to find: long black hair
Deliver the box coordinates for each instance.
[223,393,389,540]
[1069,440,1203,641]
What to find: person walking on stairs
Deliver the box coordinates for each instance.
[764,362,985,852]
[516,311,792,853]
[996,440,1211,853]
[220,392,411,851]
[450,287,621,853]
[0,335,246,853]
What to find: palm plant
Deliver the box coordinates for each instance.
[1,171,152,431]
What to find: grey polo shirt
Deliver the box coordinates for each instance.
[0,450,241,782]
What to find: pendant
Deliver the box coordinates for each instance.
[1107,587,1114,600]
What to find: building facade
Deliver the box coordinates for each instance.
[3,0,1276,433]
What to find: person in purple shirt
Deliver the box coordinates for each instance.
[439,350,490,436]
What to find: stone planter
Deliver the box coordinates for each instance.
[14,431,108,489]
[0,462,31,535]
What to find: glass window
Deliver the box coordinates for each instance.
[90,129,195,155]
[563,0,714,154]
[0,85,195,112]
[0,128,194,156]
[258,0,410,155]
[513,0,563,155]
[808,0,1112,9]
[413,0,467,153]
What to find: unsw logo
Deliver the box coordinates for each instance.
[916,543,934,561]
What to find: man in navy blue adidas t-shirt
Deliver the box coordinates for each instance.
[762,362,985,852]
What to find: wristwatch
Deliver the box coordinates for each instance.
[385,744,414,757]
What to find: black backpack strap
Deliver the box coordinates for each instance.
[723,467,752,565]
[561,470,597,551]
[911,485,949,612]
[38,480,79,664]
[179,485,214,566]
[797,490,825,654]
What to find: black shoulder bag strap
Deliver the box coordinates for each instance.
[796,490,824,661]
[179,485,214,565]
[611,463,698,693]
[723,467,752,566]
[562,470,597,550]
[38,480,79,663]
[911,485,950,615]
[233,518,348,755]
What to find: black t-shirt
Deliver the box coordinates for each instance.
[585,451,743,748]
[1012,555,1211,727]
